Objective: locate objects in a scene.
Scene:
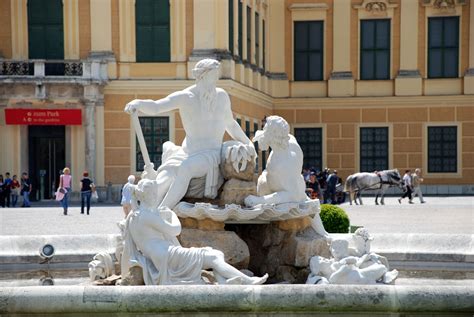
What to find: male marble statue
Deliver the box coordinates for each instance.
[121,179,268,285]
[125,59,255,209]
[244,115,329,238]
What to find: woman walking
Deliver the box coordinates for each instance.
[58,167,72,215]
[80,171,94,215]
[10,175,21,207]
[20,173,32,207]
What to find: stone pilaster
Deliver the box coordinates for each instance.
[264,0,288,97]
[465,1,474,94]
[396,0,422,96]
[328,0,354,97]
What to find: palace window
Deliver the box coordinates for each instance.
[360,127,388,172]
[360,19,390,80]
[262,20,266,70]
[135,0,170,62]
[428,126,457,173]
[247,6,251,62]
[229,0,234,55]
[28,0,64,60]
[294,128,323,170]
[428,17,459,78]
[255,12,260,67]
[136,117,169,171]
[294,21,324,81]
[238,1,243,58]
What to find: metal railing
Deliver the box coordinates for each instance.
[0,59,108,81]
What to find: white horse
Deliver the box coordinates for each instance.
[344,169,403,205]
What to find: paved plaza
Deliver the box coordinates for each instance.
[0,196,472,236]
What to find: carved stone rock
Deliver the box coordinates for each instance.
[178,228,250,269]
[219,178,256,206]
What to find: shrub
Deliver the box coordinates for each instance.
[320,204,350,233]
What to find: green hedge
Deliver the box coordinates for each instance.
[320,204,350,233]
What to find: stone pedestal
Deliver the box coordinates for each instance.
[227,216,330,283]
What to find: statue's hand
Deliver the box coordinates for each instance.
[226,143,256,172]
[124,99,141,114]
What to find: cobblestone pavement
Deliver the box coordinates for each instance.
[0,196,472,236]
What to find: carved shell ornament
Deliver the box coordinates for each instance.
[433,0,455,10]
[365,1,387,12]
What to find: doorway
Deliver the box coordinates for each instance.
[28,126,65,200]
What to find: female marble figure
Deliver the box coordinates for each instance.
[121,179,268,285]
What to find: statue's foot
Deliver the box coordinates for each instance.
[249,273,268,285]
[383,269,398,284]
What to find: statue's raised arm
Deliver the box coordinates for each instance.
[124,90,189,116]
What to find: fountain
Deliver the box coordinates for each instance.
[0,59,473,315]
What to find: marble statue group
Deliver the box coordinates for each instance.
[89,58,397,286]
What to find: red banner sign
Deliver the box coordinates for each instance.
[5,109,82,125]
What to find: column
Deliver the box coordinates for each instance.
[189,0,231,77]
[119,0,136,62]
[90,0,112,53]
[63,0,80,59]
[265,0,289,97]
[395,0,422,96]
[170,0,187,62]
[10,0,28,59]
[84,103,97,180]
[465,1,474,94]
[328,0,354,97]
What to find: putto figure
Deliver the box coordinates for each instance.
[125,59,255,209]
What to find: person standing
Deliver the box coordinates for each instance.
[412,168,426,204]
[10,175,21,207]
[398,170,414,204]
[0,175,5,208]
[4,172,12,207]
[21,172,32,207]
[121,175,136,217]
[80,171,94,215]
[306,172,321,200]
[58,167,72,215]
[326,170,338,205]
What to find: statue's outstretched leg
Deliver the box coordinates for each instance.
[203,249,268,285]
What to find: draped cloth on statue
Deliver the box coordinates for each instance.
[158,141,221,199]
[121,209,210,285]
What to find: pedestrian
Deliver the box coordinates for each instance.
[20,172,32,207]
[80,171,94,215]
[398,170,414,204]
[306,172,321,200]
[326,170,338,205]
[0,174,5,208]
[4,172,12,207]
[121,175,136,217]
[58,167,72,215]
[10,175,21,207]
[412,168,426,204]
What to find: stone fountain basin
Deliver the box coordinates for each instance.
[0,284,473,316]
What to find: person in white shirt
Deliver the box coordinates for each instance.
[121,175,136,217]
[398,170,414,204]
[411,168,426,204]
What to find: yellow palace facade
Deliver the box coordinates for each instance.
[0,0,473,200]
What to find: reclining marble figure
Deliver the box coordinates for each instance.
[306,238,398,285]
[244,115,329,238]
[124,58,255,209]
[120,179,268,285]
